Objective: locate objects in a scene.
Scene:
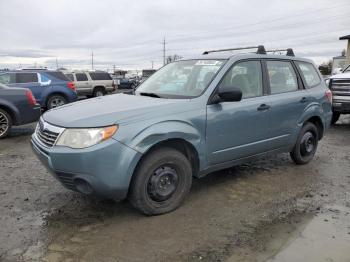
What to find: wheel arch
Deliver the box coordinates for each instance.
[45,92,68,107]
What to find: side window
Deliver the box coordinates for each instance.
[266,61,298,94]
[0,73,15,85]
[76,73,88,81]
[65,74,74,81]
[16,73,38,83]
[296,62,321,88]
[219,60,263,99]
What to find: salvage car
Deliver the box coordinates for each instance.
[327,64,350,124]
[0,70,77,109]
[31,46,332,215]
[0,83,40,138]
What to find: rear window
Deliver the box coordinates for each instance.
[45,71,70,81]
[89,72,112,81]
[296,62,321,88]
[65,73,74,81]
[76,73,88,81]
[16,73,38,83]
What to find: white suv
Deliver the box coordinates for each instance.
[65,71,116,97]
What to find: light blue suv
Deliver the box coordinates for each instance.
[31,46,332,215]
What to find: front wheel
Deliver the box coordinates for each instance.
[0,109,12,139]
[290,122,318,165]
[129,147,192,215]
[47,95,67,109]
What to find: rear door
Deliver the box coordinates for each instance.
[264,60,310,150]
[206,60,271,165]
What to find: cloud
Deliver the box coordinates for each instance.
[0,0,349,69]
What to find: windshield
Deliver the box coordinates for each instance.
[136,60,225,98]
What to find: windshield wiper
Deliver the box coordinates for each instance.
[139,92,161,98]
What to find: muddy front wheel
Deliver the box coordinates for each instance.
[128,147,192,215]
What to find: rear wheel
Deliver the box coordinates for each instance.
[0,109,12,139]
[129,147,192,215]
[93,87,105,97]
[47,95,67,109]
[290,122,318,165]
[331,112,340,125]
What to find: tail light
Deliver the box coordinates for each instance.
[26,90,37,106]
[67,82,76,91]
[325,89,332,103]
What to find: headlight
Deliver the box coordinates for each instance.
[56,125,118,149]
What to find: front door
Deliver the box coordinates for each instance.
[206,60,271,165]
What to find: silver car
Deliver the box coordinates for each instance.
[65,71,116,97]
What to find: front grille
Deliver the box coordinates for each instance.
[37,128,59,147]
[330,79,350,95]
[35,119,63,147]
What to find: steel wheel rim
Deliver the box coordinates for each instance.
[0,111,9,136]
[50,98,65,108]
[147,166,179,202]
[300,131,316,156]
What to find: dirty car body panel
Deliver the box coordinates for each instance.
[31,53,332,203]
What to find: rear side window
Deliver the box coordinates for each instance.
[16,73,38,83]
[65,74,74,81]
[296,62,321,88]
[76,73,88,81]
[89,72,112,81]
[0,73,15,84]
[45,71,70,81]
[266,61,298,94]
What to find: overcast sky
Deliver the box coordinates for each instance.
[0,0,349,70]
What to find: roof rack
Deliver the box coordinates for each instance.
[265,48,295,57]
[202,45,266,55]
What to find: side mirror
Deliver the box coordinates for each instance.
[217,86,242,102]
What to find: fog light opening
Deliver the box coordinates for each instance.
[74,179,93,195]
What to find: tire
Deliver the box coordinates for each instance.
[47,95,67,109]
[0,109,12,139]
[290,122,319,165]
[93,87,105,97]
[129,147,192,215]
[331,112,340,125]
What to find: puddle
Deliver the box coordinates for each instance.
[228,205,350,262]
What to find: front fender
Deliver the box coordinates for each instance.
[129,120,202,154]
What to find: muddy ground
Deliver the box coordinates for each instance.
[0,116,349,262]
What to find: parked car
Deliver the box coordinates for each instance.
[0,70,77,109]
[31,46,332,215]
[0,83,40,138]
[117,76,139,89]
[64,71,116,97]
[327,64,350,124]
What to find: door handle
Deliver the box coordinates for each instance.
[257,104,271,111]
[300,97,308,103]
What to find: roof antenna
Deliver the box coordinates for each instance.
[286,48,295,56]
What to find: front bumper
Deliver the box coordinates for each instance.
[332,99,350,113]
[31,136,142,200]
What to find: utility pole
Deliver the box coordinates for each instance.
[151,61,154,69]
[113,64,116,74]
[163,37,166,66]
[55,58,59,69]
[91,51,94,70]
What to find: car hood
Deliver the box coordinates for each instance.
[43,93,190,128]
[330,71,350,79]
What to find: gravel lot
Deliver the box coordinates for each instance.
[0,116,349,262]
